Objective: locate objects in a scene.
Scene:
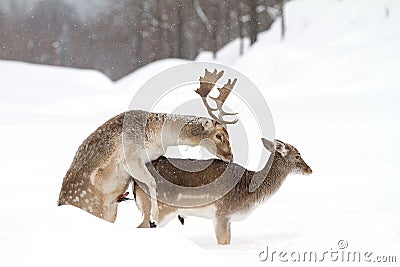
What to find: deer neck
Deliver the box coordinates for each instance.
[159,115,202,148]
[251,155,290,204]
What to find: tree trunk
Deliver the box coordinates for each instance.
[211,0,219,59]
[249,0,258,45]
[224,0,231,41]
[156,0,163,59]
[177,0,184,58]
[237,1,244,55]
[280,0,286,40]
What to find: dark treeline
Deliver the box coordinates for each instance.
[0,0,282,80]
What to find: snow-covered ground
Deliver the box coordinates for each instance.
[1,0,399,266]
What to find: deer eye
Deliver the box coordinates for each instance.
[295,155,301,160]
[215,134,222,141]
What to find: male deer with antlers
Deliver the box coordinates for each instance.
[58,69,238,225]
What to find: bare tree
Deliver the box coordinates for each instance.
[177,0,184,58]
[0,0,282,80]
[237,1,245,55]
[280,0,286,40]
[0,10,5,57]
[249,0,258,45]
[224,1,232,41]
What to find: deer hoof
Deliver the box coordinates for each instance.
[149,221,157,228]
[178,215,185,225]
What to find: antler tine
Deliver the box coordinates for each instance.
[201,97,238,125]
[209,78,238,125]
[216,107,239,124]
[210,78,237,104]
[196,69,239,125]
[200,97,224,122]
[208,99,238,125]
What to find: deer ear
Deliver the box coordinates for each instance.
[201,118,213,131]
[261,138,274,152]
[275,139,288,157]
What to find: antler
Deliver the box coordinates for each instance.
[195,69,238,125]
[195,69,224,97]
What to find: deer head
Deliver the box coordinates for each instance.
[274,139,313,175]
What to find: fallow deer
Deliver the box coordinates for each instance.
[134,139,312,244]
[58,69,238,225]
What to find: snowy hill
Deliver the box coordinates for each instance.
[1,0,399,266]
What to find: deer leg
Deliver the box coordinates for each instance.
[135,183,152,228]
[149,182,159,224]
[135,181,176,228]
[157,206,177,227]
[129,159,160,224]
[107,183,131,223]
[214,216,232,245]
[105,203,118,223]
